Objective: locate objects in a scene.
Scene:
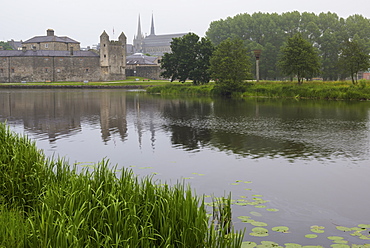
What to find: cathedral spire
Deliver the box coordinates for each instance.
[150,13,155,36]
[136,14,143,39]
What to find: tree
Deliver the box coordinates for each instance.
[0,41,13,50]
[209,38,252,95]
[278,33,321,84]
[338,40,370,84]
[160,33,214,85]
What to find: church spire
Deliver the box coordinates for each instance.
[136,14,143,39]
[150,13,155,36]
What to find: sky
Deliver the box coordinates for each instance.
[2,0,370,47]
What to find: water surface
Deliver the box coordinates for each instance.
[1,88,370,246]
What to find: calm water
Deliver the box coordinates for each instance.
[1,88,370,246]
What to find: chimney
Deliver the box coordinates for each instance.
[70,46,74,55]
[47,29,55,36]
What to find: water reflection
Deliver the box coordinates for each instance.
[1,89,370,161]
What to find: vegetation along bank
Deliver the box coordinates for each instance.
[0,122,244,247]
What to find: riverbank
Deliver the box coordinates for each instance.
[147,80,370,100]
[0,122,244,247]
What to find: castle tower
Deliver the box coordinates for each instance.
[133,15,144,52]
[100,30,126,81]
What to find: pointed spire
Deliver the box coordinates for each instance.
[150,13,155,36]
[136,14,143,39]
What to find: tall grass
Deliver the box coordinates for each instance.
[0,122,244,247]
[147,80,370,100]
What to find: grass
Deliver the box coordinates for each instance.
[146,80,370,100]
[0,122,244,247]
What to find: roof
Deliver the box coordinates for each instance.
[0,50,99,57]
[23,35,79,44]
[143,33,187,47]
[126,53,158,65]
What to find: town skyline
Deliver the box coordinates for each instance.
[2,0,370,47]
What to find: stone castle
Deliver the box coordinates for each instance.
[0,29,126,83]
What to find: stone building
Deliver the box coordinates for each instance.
[133,15,187,56]
[0,29,126,83]
[126,53,161,79]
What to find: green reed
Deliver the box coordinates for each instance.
[0,122,243,247]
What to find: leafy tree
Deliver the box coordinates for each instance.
[338,40,370,84]
[278,33,321,84]
[210,38,252,95]
[160,33,214,85]
[0,41,13,50]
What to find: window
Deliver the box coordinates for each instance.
[11,68,15,73]
[85,68,89,73]
[104,54,106,58]
[59,58,63,61]
[57,69,61,73]
[45,44,48,48]
[45,68,49,73]
[0,68,3,73]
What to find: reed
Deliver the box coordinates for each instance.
[0,122,244,247]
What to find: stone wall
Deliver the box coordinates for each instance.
[126,66,161,80]
[0,56,100,82]
[24,43,81,51]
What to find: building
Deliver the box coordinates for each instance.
[126,53,161,79]
[0,29,126,83]
[132,15,187,56]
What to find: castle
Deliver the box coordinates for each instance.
[0,29,126,83]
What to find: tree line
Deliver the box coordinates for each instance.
[206,11,370,81]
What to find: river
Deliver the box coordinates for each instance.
[1,88,370,247]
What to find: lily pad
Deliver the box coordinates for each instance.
[305,234,318,239]
[250,221,268,227]
[327,236,344,240]
[255,205,267,208]
[330,244,350,248]
[258,241,282,247]
[249,227,269,237]
[310,225,325,234]
[272,226,290,233]
[250,211,262,217]
[336,226,352,232]
[358,224,370,229]
[235,202,248,206]
[266,208,279,212]
[242,241,257,248]
[284,244,302,248]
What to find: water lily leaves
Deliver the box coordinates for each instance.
[250,221,268,227]
[335,226,352,232]
[249,227,269,237]
[358,224,370,229]
[272,226,290,233]
[305,234,318,239]
[242,241,257,248]
[327,236,344,241]
[250,211,262,217]
[266,208,279,212]
[284,243,302,248]
[255,205,266,208]
[252,194,263,197]
[237,216,252,222]
[257,241,282,247]
[310,225,325,233]
[330,244,350,248]
[235,202,248,206]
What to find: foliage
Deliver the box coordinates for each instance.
[147,80,370,100]
[278,33,321,84]
[0,41,13,50]
[206,11,370,81]
[338,39,370,84]
[160,33,214,85]
[210,38,252,95]
[0,122,244,247]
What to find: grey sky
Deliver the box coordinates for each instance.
[2,0,370,47]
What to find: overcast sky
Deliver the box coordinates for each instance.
[2,0,370,47]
